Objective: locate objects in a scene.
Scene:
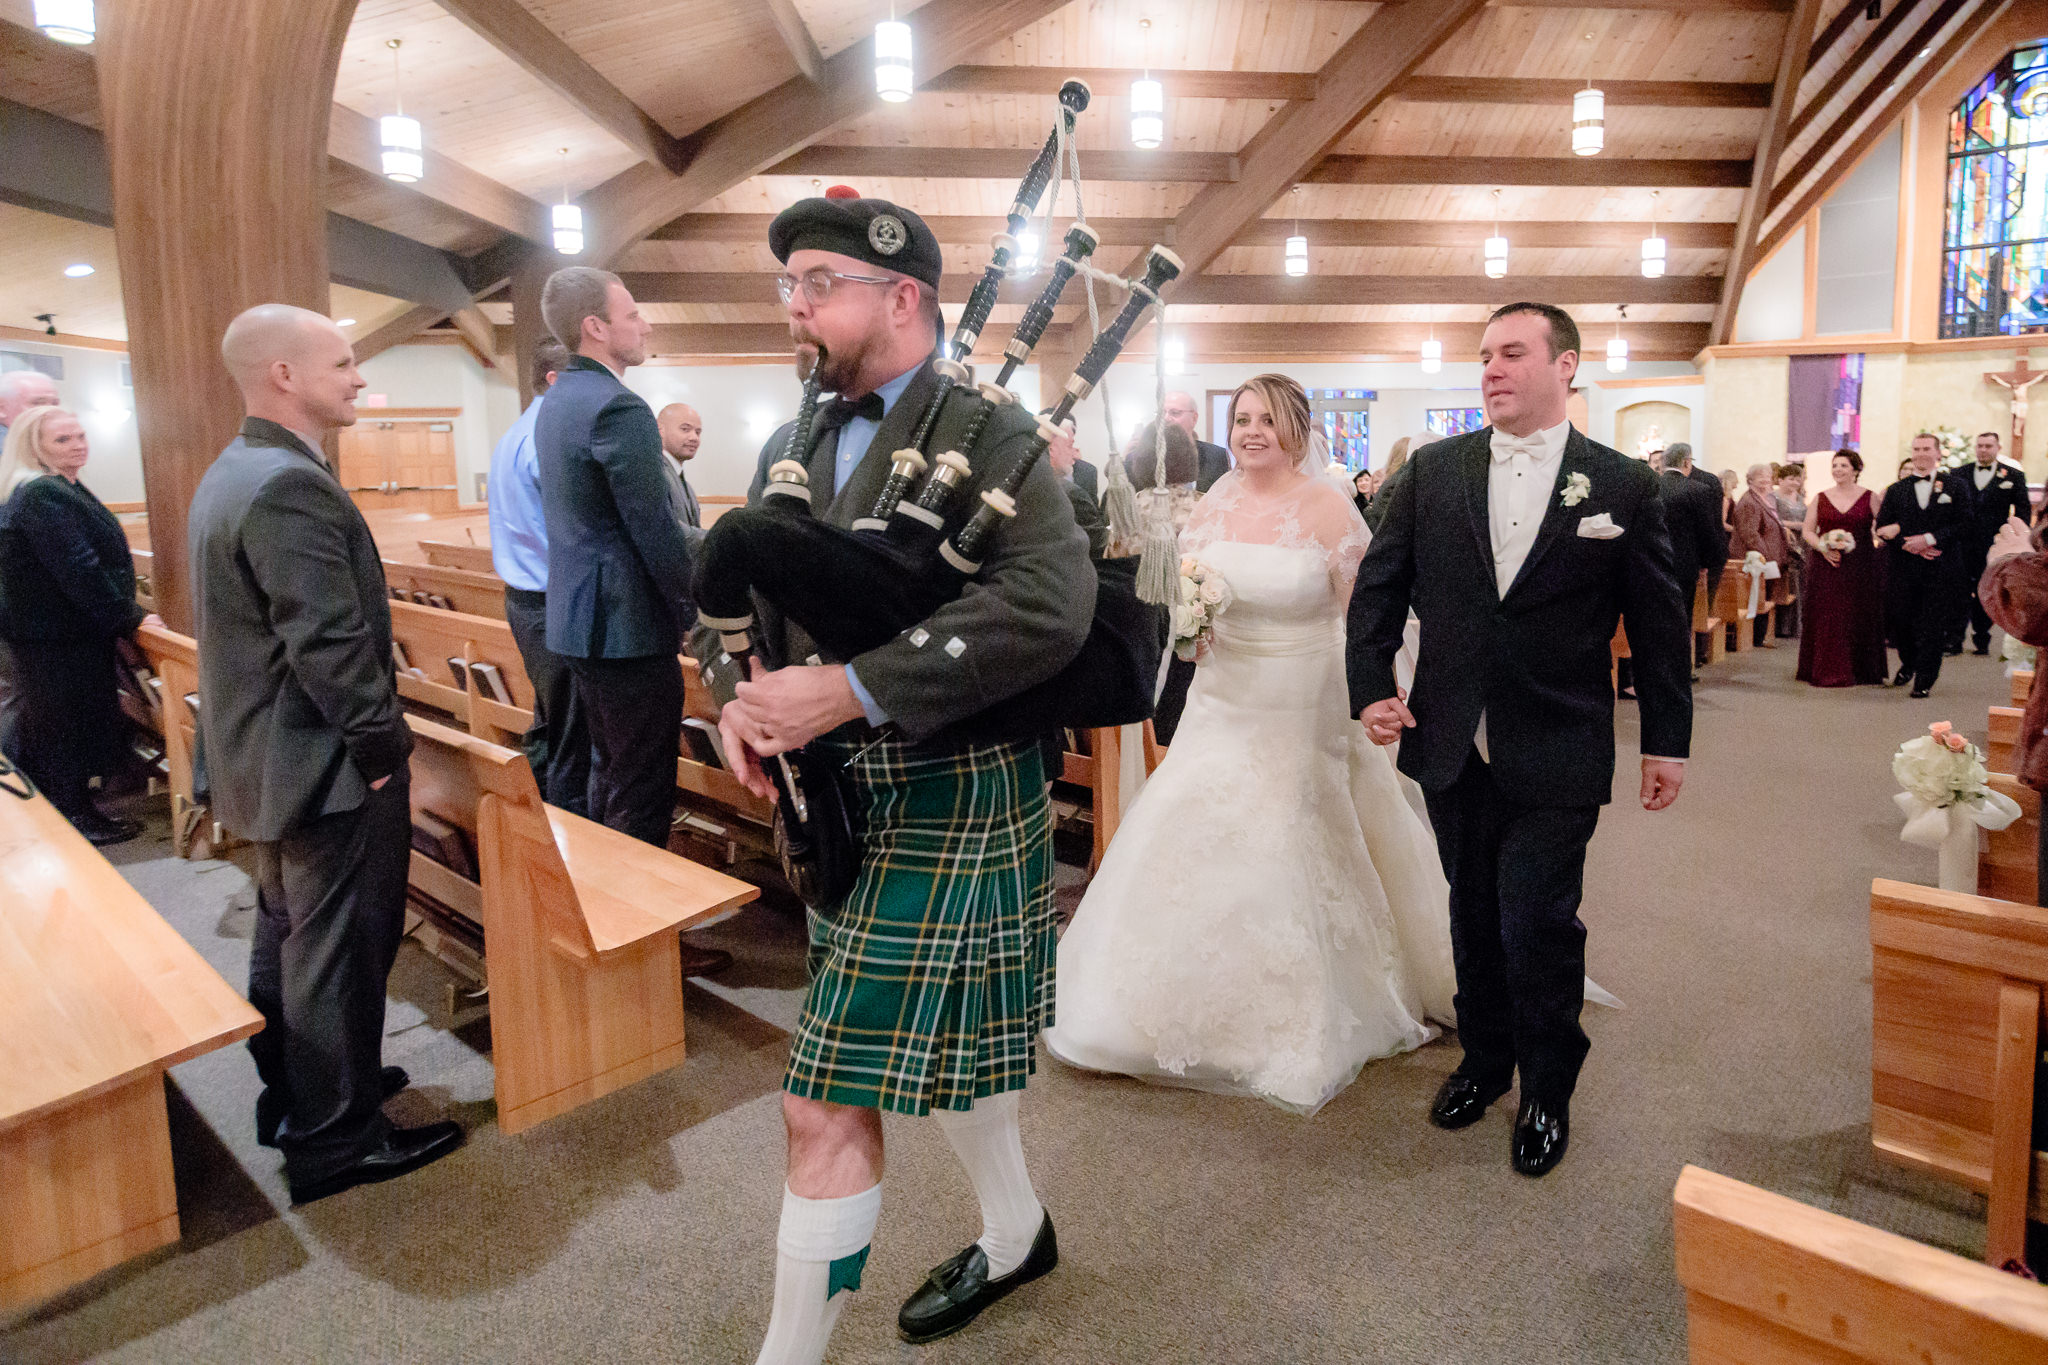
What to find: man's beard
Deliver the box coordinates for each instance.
[793,331,871,394]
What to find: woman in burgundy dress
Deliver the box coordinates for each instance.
[1797,449,1887,686]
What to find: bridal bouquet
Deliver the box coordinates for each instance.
[1893,722,2022,889]
[1172,556,1232,661]
[1819,529,1855,553]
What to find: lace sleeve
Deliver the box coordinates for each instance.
[1295,479,1372,599]
[1178,471,1241,557]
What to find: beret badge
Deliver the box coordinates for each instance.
[867,214,908,256]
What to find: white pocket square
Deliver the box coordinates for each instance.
[1576,513,1623,540]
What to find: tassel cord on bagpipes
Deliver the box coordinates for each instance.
[1131,307,1179,606]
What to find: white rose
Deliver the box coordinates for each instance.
[1169,603,1199,639]
[1200,578,1226,606]
[1893,734,1982,806]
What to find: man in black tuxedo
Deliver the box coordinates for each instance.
[1163,389,1232,492]
[1950,431,2030,655]
[1876,433,1972,697]
[537,269,695,846]
[1660,443,1727,657]
[190,305,463,1204]
[1348,303,1692,1178]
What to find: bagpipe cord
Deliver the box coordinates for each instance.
[1132,312,1179,605]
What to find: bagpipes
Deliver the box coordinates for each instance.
[694,80,1182,906]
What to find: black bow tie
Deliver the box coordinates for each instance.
[819,392,887,431]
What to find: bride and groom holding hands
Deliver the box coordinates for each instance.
[1046,302,1694,1177]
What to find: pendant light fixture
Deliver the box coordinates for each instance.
[1640,189,1667,279]
[1483,188,1508,280]
[32,0,94,44]
[1607,307,1629,373]
[1131,19,1163,150]
[1572,82,1605,157]
[1285,185,1309,278]
[875,10,913,103]
[552,149,584,256]
[1420,316,1442,375]
[1164,332,1187,375]
[380,39,423,184]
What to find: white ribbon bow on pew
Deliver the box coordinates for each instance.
[1893,788,2021,894]
[1739,551,1780,620]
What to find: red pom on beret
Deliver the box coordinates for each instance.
[824,184,861,201]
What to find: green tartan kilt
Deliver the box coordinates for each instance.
[782,735,1055,1116]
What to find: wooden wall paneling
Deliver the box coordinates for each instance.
[96,0,362,632]
[1710,0,1825,346]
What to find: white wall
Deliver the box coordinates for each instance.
[356,343,521,503]
[0,338,142,503]
[1580,370,1707,458]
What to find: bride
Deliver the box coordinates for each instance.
[1044,374,1457,1115]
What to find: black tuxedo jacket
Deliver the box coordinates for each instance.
[1347,426,1692,808]
[1659,468,1726,610]
[1876,471,1972,565]
[537,356,695,659]
[1961,462,2030,550]
[1195,439,1231,493]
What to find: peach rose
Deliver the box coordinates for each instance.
[1929,721,1953,736]
[1944,732,1968,752]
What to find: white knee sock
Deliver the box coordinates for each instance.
[932,1091,1044,1278]
[755,1183,881,1365]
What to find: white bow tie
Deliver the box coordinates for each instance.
[1491,434,1549,463]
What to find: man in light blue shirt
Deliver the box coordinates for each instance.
[488,339,590,813]
[826,365,919,726]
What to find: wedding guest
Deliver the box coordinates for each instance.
[1364,436,1411,532]
[0,405,147,844]
[1351,467,1376,520]
[1954,431,2029,655]
[1718,468,1739,532]
[1773,463,1807,639]
[1658,446,1724,665]
[1161,389,1231,491]
[1729,462,1792,648]
[1978,512,2048,904]
[1044,409,1106,559]
[1130,420,1203,744]
[0,371,60,757]
[1669,444,1726,604]
[1038,408,1094,501]
[1797,450,1886,687]
[1875,433,1970,697]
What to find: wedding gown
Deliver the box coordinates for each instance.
[1044,472,1459,1115]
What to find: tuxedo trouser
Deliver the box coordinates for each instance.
[1953,541,1994,651]
[504,587,591,816]
[1884,552,1961,688]
[569,651,682,848]
[1423,749,1600,1103]
[248,774,410,1182]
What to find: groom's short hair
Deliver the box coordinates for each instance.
[1488,302,1581,362]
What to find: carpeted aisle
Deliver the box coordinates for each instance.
[1,644,2008,1364]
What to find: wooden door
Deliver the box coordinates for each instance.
[338,421,460,512]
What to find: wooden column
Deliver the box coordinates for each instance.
[510,252,552,408]
[96,0,361,631]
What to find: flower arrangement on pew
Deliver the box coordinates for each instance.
[1172,556,1232,662]
[1738,549,1780,618]
[1892,721,2022,892]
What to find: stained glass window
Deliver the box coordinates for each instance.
[1942,40,2048,338]
[1427,407,1486,438]
[1309,388,1372,470]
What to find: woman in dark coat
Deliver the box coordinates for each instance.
[0,405,147,843]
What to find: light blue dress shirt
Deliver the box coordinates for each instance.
[487,396,549,592]
[833,365,921,723]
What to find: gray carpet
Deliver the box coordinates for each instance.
[2,643,2003,1363]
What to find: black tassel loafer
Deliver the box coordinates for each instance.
[1511,1096,1570,1178]
[898,1212,1058,1344]
[1427,1072,1510,1130]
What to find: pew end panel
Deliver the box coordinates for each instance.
[1673,1164,2048,1364]
[418,538,496,573]
[1988,706,2022,778]
[1978,776,2039,907]
[1868,879,2048,1267]
[135,622,213,857]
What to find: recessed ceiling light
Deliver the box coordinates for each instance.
[63,263,94,277]
[336,317,357,327]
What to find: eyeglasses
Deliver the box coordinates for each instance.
[774,267,897,306]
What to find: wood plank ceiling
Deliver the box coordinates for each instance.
[0,0,2010,362]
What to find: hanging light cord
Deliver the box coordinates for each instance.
[389,39,405,119]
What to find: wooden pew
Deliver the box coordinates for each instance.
[383,558,508,620]
[1978,774,2039,905]
[0,779,263,1309]
[1713,557,1785,652]
[388,599,534,749]
[1868,877,2048,1267]
[403,715,757,1132]
[1690,569,1722,666]
[1060,723,1164,872]
[135,621,217,857]
[419,538,496,573]
[1673,1164,2048,1362]
[2017,669,2036,709]
[130,547,154,612]
[1989,706,2022,777]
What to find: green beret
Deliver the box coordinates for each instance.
[769,195,942,291]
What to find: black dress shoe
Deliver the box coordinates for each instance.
[898,1212,1058,1344]
[1428,1073,1510,1130]
[1511,1097,1569,1177]
[678,943,734,978]
[1911,686,1932,699]
[1892,667,1913,687]
[1973,645,1992,656]
[74,809,143,846]
[287,1120,463,1205]
[1944,646,1964,657]
[258,1066,412,1148]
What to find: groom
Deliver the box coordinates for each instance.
[1345,303,1692,1177]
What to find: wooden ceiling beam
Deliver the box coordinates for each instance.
[355,304,452,364]
[1754,0,2003,267]
[648,214,1739,249]
[1785,0,1937,146]
[433,0,687,173]
[1712,0,1826,346]
[763,144,1240,183]
[1771,0,1973,212]
[922,67,1770,108]
[582,0,1073,265]
[759,0,824,84]
[510,319,1712,361]
[1310,156,1754,188]
[618,271,1721,307]
[1807,0,1868,70]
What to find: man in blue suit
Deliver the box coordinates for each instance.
[535,268,695,846]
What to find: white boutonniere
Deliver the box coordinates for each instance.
[1560,471,1591,507]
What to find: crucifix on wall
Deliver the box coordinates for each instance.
[1984,355,2048,446]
